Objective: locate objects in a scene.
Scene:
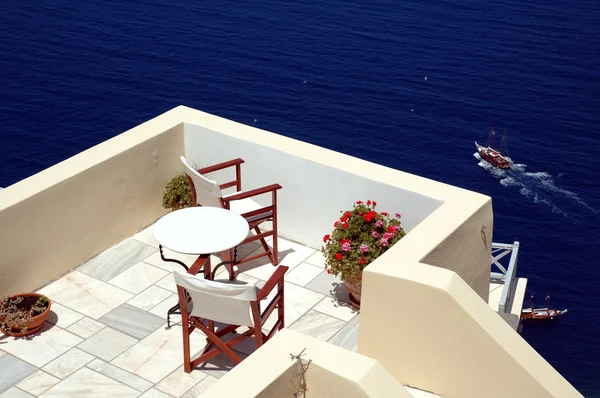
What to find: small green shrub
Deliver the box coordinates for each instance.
[162,173,193,209]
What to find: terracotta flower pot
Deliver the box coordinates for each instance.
[344,273,363,309]
[0,293,52,337]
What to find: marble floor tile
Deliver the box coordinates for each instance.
[328,315,359,352]
[15,370,60,396]
[237,238,315,281]
[138,388,172,398]
[0,387,34,397]
[77,327,138,362]
[132,226,160,248]
[154,274,177,293]
[45,303,84,329]
[127,286,173,311]
[196,352,248,379]
[38,271,134,320]
[285,262,324,287]
[154,366,207,397]
[98,304,165,340]
[0,323,82,367]
[147,294,178,321]
[42,348,95,379]
[108,262,169,294]
[78,239,157,282]
[39,367,139,398]
[182,375,218,397]
[303,250,326,268]
[66,317,106,339]
[261,282,324,332]
[289,310,346,341]
[111,324,205,383]
[226,327,269,357]
[305,270,347,298]
[313,295,358,322]
[0,355,37,394]
[87,359,153,392]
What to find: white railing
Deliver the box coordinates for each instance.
[490,241,520,313]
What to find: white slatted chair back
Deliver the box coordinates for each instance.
[180,156,223,208]
[173,269,257,327]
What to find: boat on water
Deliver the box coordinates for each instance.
[475,128,512,169]
[521,294,568,321]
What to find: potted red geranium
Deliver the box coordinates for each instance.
[321,200,405,309]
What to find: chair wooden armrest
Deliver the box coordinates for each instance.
[197,158,245,174]
[198,158,245,191]
[257,266,288,301]
[222,184,282,202]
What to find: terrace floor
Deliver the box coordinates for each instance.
[0,225,363,397]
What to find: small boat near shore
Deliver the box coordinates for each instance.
[521,294,568,321]
[475,128,512,169]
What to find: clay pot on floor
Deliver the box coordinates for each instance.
[0,293,52,337]
[344,273,363,310]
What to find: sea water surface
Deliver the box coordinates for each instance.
[1,0,599,395]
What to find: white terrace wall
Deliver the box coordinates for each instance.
[183,113,490,300]
[359,260,583,398]
[184,123,443,250]
[203,329,412,398]
[0,114,184,296]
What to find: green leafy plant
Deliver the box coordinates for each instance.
[0,295,49,333]
[162,173,193,210]
[321,200,406,281]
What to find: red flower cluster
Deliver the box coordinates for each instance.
[340,211,352,222]
[321,200,406,282]
[363,210,376,222]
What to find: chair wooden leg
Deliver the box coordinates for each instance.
[254,226,278,266]
[271,233,279,266]
[194,321,243,365]
[181,316,192,373]
[182,324,192,373]
[278,279,284,329]
[255,227,270,252]
[220,249,237,281]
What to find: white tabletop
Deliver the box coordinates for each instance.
[153,207,250,255]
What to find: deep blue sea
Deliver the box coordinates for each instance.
[1,0,599,395]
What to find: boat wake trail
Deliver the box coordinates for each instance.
[473,153,599,218]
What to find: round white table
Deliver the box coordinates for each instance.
[153,206,249,328]
[154,206,249,256]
